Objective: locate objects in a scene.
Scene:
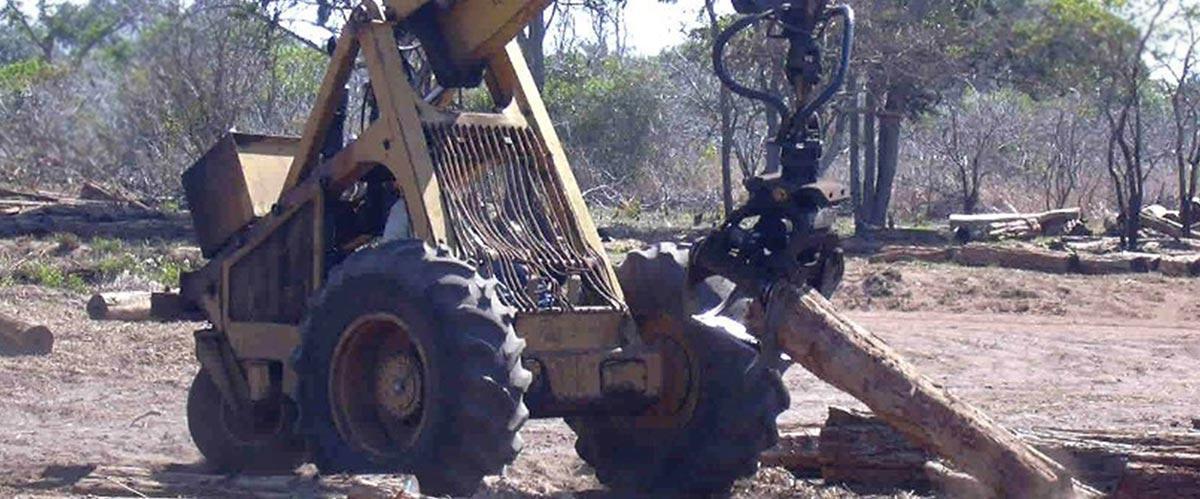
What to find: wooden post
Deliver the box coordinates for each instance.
[0,312,53,355]
[763,283,1098,498]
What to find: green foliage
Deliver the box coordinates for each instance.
[89,237,124,254]
[544,50,665,183]
[1006,0,1136,93]
[0,58,59,93]
[268,42,325,107]
[14,261,87,292]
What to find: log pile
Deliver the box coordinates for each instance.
[0,183,191,240]
[951,208,1084,243]
[1139,204,1200,240]
[764,407,1200,498]
[0,311,52,355]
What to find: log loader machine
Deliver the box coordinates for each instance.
[176,0,853,495]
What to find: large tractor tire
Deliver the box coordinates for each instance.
[569,242,789,494]
[293,241,530,496]
[186,369,306,473]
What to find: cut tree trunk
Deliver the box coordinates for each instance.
[760,427,821,476]
[0,312,52,355]
[88,292,152,321]
[818,407,930,489]
[953,244,1076,274]
[1075,252,1159,275]
[762,284,1095,498]
[87,292,201,322]
[1159,255,1200,277]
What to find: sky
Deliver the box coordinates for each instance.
[270,0,730,56]
[10,0,1193,73]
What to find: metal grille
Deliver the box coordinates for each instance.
[424,123,622,312]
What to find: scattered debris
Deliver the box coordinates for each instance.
[0,311,53,355]
[0,184,191,240]
[66,465,419,498]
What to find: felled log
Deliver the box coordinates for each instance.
[0,312,53,355]
[1074,252,1159,275]
[868,246,955,264]
[1159,255,1200,277]
[953,244,1076,274]
[87,291,202,322]
[818,407,931,489]
[986,218,1041,240]
[760,427,820,476]
[79,181,151,210]
[1114,463,1200,499]
[770,408,1200,496]
[69,465,418,498]
[0,185,62,202]
[951,208,1081,242]
[924,461,989,498]
[763,285,1095,498]
[1140,206,1187,239]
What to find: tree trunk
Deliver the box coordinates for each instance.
[517,11,546,90]
[862,92,878,226]
[719,87,734,217]
[762,285,1096,498]
[871,87,907,227]
[849,75,863,232]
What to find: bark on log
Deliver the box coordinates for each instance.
[87,292,201,322]
[953,244,1077,274]
[768,408,1200,496]
[1113,462,1200,499]
[763,284,1094,498]
[819,407,930,488]
[1159,255,1200,277]
[760,427,820,475]
[0,312,53,355]
[925,461,990,499]
[1075,253,1159,275]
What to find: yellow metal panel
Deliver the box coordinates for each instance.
[226,321,301,361]
[439,0,553,65]
[282,13,368,190]
[358,22,451,245]
[238,144,296,216]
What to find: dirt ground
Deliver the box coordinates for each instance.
[1,254,1198,497]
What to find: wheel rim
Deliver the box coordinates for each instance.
[329,313,428,460]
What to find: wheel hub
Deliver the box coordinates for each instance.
[376,352,423,419]
[329,313,427,459]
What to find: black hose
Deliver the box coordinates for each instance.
[791,5,854,128]
[712,11,790,119]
